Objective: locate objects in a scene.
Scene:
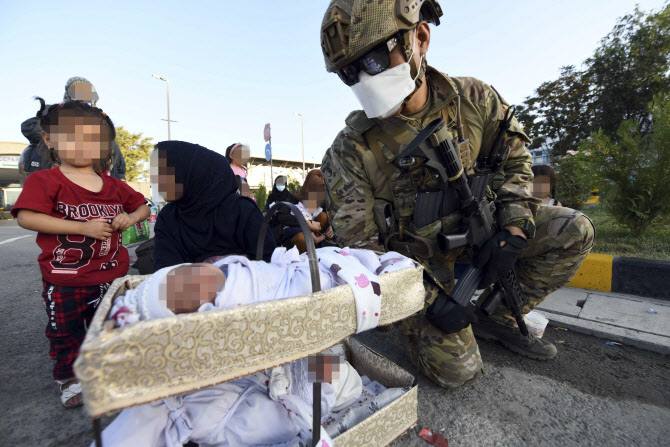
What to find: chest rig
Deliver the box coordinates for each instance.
[361,96,475,260]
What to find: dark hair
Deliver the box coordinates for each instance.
[294,169,325,202]
[531,164,557,198]
[225,143,237,163]
[35,97,116,172]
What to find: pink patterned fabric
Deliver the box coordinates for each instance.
[230,165,247,178]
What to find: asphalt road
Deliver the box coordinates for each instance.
[1,220,669,447]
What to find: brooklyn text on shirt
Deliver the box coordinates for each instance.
[56,202,123,220]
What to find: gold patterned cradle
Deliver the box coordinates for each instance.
[74,264,425,419]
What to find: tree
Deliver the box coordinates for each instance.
[520,3,670,161]
[554,151,595,210]
[116,127,153,181]
[287,174,302,194]
[586,5,670,138]
[521,66,592,160]
[581,94,670,235]
[255,182,268,211]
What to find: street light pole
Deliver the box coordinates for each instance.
[166,79,171,140]
[152,74,172,140]
[295,113,305,180]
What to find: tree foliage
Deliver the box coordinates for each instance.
[587,5,670,137]
[520,66,592,159]
[255,182,268,211]
[520,3,670,161]
[287,174,302,194]
[581,95,670,235]
[554,151,595,210]
[116,127,153,181]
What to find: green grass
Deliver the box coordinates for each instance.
[582,207,670,260]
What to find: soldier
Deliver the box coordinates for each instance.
[320,0,595,389]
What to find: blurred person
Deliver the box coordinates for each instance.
[532,165,562,206]
[19,77,127,179]
[263,175,303,247]
[235,174,256,202]
[12,98,149,407]
[225,142,250,179]
[151,141,276,271]
[290,170,336,253]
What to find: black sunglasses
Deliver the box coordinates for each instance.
[337,34,403,86]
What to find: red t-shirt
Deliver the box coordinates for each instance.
[12,168,147,286]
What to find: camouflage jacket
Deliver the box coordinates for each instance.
[322,67,540,256]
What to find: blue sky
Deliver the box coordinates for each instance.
[1,0,667,165]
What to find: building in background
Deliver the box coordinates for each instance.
[246,156,320,190]
[0,142,24,215]
[0,142,24,188]
[530,148,550,166]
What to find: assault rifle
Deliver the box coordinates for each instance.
[398,108,529,335]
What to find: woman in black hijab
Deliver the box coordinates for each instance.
[263,175,297,212]
[152,141,276,271]
[263,175,307,247]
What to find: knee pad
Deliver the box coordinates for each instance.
[426,292,476,334]
[573,213,596,253]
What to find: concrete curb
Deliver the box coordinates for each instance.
[542,310,670,355]
[567,254,670,300]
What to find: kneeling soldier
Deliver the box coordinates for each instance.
[320,0,595,388]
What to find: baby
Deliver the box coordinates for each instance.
[110,262,226,326]
[162,263,226,313]
[112,246,416,333]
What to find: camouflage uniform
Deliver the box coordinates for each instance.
[322,67,595,388]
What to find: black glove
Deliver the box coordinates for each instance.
[475,229,528,289]
[426,292,477,334]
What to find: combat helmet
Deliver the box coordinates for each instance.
[321,0,443,74]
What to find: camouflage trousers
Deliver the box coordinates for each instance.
[398,205,595,389]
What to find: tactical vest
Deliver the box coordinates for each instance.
[345,99,507,291]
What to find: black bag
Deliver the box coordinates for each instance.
[132,237,155,275]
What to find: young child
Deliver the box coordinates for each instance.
[290,170,335,253]
[12,98,150,407]
[532,164,562,206]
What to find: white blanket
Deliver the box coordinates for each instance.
[209,247,414,333]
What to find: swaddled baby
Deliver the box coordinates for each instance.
[112,246,415,333]
[110,262,228,326]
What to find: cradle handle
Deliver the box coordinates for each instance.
[256,201,321,294]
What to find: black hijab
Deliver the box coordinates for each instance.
[266,175,297,207]
[153,141,276,270]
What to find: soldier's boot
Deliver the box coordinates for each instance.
[472,314,557,360]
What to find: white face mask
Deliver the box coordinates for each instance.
[350,32,422,119]
[276,184,286,192]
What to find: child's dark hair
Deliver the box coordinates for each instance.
[531,164,557,198]
[35,97,116,172]
[225,143,237,163]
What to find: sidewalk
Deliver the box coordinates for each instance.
[536,287,670,355]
